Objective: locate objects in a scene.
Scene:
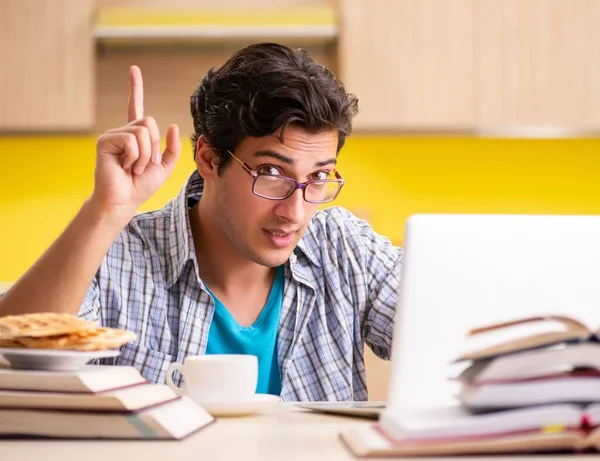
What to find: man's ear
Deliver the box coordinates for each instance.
[195,136,220,179]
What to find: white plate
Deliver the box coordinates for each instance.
[0,348,120,371]
[198,394,281,417]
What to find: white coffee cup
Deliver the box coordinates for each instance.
[166,354,258,403]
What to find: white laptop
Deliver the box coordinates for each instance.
[379,213,600,430]
[297,214,600,419]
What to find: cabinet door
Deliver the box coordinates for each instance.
[475,0,600,132]
[338,0,476,131]
[0,0,94,131]
[339,0,600,132]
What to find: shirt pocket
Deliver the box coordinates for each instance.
[115,341,176,385]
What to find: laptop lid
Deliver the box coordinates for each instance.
[384,214,600,414]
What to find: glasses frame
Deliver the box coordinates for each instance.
[227,150,345,204]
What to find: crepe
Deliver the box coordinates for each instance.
[0,313,136,351]
[13,327,137,351]
[0,338,24,348]
[0,313,96,340]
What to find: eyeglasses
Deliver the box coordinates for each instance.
[227,151,345,204]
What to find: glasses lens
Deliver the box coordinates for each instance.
[305,181,342,203]
[253,175,343,202]
[254,175,296,199]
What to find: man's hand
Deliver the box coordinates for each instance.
[0,66,183,318]
[90,66,182,221]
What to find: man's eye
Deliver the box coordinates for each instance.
[311,171,330,181]
[257,165,282,176]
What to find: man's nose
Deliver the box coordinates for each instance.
[274,188,306,224]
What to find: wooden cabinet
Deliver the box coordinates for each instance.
[0,0,94,132]
[475,0,600,131]
[339,0,600,132]
[339,0,476,131]
[3,0,598,133]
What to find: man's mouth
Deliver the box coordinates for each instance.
[266,229,292,237]
[263,228,296,248]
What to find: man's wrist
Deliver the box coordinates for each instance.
[82,198,137,232]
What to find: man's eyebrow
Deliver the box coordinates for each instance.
[253,150,337,168]
[315,158,337,168]
[253,150,294,164]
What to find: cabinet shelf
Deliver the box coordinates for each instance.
[93,6,337,46]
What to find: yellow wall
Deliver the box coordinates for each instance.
[1,135,599,281]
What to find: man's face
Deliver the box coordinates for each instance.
[212,126,339,267]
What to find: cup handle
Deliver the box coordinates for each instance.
[166,362,186,396]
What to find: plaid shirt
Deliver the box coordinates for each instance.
[78,171,403,401]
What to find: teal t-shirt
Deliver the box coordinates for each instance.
[204,266,283,395]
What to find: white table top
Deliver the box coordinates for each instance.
[0,404,589,460]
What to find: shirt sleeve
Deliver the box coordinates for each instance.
[314,206,403,361]
[349,215,403,360]
[363,237,402,360]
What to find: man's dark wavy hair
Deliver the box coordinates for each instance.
[190,42,359,175]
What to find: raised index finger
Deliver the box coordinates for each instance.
[127,65,144,123]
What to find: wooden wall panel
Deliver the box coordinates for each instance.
[339,0,600,132]
[475,0,600,130]
[0,0,94,131]
[338,0,476,131]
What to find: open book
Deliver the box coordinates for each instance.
[341,403,600,456]
[451,315,600,410]
[457,342,600,383]
[455,342,600,409]
[341,314,600,456]
[456,315,598,361]
[457,370,600,410]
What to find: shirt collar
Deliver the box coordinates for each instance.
[165,171,203,288]
[165,170,322,287]
[294,231,322,268]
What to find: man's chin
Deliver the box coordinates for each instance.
[251,247,297,268]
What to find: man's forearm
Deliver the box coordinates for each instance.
[0,200,132,317]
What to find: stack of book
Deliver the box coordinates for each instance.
[341,315,600,456]
[456,315,600,411]
[0,363,214,439]
[0,312,214,439]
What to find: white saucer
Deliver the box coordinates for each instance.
[198,394,281,417]
[0,348,120,371]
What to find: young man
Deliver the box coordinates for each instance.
[0,43,402,401]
